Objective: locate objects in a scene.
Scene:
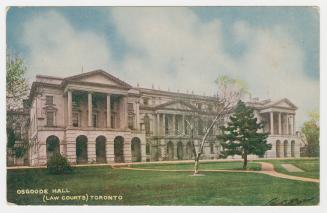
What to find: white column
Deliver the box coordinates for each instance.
[172,114,176,135]
[286,114,289,135]
[67,90,72,127]
[156,113,160,136]
[123,96,128,129]
[270,112,274,135]
[278,112,282,135]
[88,93,92,127]
[162,114,166,136]
[135,101,140,130]
[182,114,185,135]
[293,115,296,135]
[106,94,111,128]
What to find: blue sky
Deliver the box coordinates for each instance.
[6,7,319,127]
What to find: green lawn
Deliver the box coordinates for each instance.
[257,158,319,179]
[7,160,319,205]
[131,161,261,171]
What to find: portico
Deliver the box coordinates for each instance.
[264,111,296,136]
[66,90,129,130]
[155,112,188,136]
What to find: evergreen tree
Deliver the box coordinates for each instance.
[219,100,271,169]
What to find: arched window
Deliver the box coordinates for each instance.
[76,135,88,164]
[167,141,174,160]
[131,137,141,162]
[96,136,106,163]
[186,142,193,160]
[114,136,124,163]
[46,135,60,160]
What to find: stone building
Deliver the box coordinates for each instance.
[27,69,300,166]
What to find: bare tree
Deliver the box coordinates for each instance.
[6,51,29,110]
[182,75,249,174]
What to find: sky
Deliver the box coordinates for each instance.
[6,6,319,128]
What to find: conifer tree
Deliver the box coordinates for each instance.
[219,100,271,169]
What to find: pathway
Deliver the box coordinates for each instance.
[281,164,304,172]
[113,162,319,183]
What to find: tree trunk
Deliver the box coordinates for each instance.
[194,157,199,174]
[243,153,248,170]
[194,154,200,175]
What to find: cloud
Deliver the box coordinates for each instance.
[110,7,236,94]
[110,8,319,127]
[231,21,319,127]
[20,11,112,81]
[18,8,319,128]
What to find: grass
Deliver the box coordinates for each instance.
[7,159,319,205]
[130,161,261,171]
[257,158,319,179]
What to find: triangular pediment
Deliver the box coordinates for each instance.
[270,98,297,109]
[155,100,197,111]
[64,69,132,88]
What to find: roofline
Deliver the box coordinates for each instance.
[62,69,132,89]
[138,87,217,101]
[36,75,64,80]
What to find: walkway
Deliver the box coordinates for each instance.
[113,161,319,183]
[281,164,304,172]
[258,162,319,183]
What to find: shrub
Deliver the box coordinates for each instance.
[47,153,73,175]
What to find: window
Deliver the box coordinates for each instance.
[143,97,149,105]
[72,112,79,127]
[72,95,80,107]
[92,98,97,109]
[111,114,115,128]
[15,127,22,140]
[146,143,150,155]
[165,116,169,135]
[144,114,150,134]
[197,103,202,110]
[128,103,134,112]
[175,117,178,135]
[92,113,97,127]
[198,119,203,135]
[184,119,188,135]
[46,96,54,105]
[128,115,134,129]
[46,111,54,126]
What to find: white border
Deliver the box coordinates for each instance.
[0,1,325,213]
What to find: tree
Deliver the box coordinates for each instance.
[6,51,29,110]
[183,75,249,174]
[219,100,271,169]
[301,111,319,157]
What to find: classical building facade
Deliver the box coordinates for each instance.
[27,70,300,166]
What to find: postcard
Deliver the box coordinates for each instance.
[5,5,320,206]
